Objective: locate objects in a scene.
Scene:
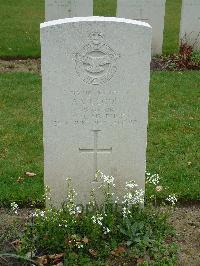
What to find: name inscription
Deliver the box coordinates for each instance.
[68,89,136,127]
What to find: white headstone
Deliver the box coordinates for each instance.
[117,0,166,55]
[40,17,152,207]
[45,0,93,21]
[180,0,200,50]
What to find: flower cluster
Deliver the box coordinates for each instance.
[103,227,110,235]
[122,188,145,217]
[32,209,46,218]
[122,189,144,206]
[59,219,68,228]
[166,194,177,205]
[97,171,115,187]
[66,177,77,215]
[43,185,51,201]
[91,213,110,234]
[10,202,19,215]
[125,180,138,189]
[95,170,116,202]
[146,172,160,185]
[91,213,104,226]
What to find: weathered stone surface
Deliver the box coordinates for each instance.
[40,17,152,207]
[117,0,166,55]
[180,0,200,50]
[45,0,93,21]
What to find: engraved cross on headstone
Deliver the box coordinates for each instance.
[133,8,148,22]
[79,130,112,181]
[67,0,72,16]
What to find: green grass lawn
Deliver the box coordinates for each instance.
[0,71,199,206]
[0,0,181,58]
[163,0,182,54]
[0,0,44,58]
[0,73,43,206]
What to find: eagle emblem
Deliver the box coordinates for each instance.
[74,32,120,86]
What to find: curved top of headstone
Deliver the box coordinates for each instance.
[40,16,152,29]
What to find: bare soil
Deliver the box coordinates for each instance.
[0,206,199,266]
[0,58,199,74]
[0,59,41,74]
[170,206,200,266]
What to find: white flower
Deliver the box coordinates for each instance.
[122,206,131,217]
[31,209,46,218]
[121,188,144,217]
[65,180,77,216]
[114,196,119,204]
[91,214,104,226]
[125,180,138,189]
[166,194,177,205]
[40,211,45,217]
[103,227,110,235]
[43,185,51,201]
[146,173,160,185]
[122,189,144,206]
[98,171,115,187]
[10,202,19,215]
[76,206,82,214]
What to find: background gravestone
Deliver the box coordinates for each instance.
[40,17,152,207]
[45,0,93,21]
[180,0,200,50]
[117,0,166,55]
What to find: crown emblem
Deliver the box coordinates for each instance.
[89,32,104,45]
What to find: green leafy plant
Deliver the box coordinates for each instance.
[17,171,178,265]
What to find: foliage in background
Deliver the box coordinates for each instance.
[152,42,200,71]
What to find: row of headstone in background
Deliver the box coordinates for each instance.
[45,0,200,53]
[180,0,200,50]
[40,17,152,207]
[45,0,165,55]
[117,0,166,56]
[45,0,93,21]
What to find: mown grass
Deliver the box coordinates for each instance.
[0,73,43,206]
[0,0,181,58]
[0,71,199,206]
[0,0,44,58]
[147,71,200,201]
[163,0,182,54]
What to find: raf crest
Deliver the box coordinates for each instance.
[74,32,120,86]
